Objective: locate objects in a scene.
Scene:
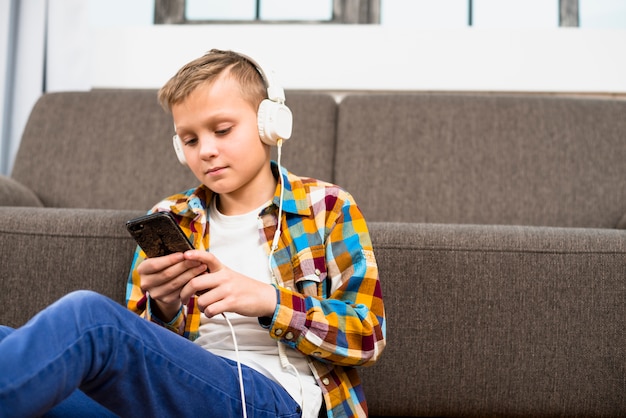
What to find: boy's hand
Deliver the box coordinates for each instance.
[136,252,208,321]
[180,250,278,319]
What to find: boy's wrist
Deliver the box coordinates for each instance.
[258,285,280,329]
[260,283,279,317]
[148,297,182,323]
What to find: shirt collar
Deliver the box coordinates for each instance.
[169,161,311,219]
[269,161,312,217]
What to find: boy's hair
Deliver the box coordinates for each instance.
[158,49,267,112]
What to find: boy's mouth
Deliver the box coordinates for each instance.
[206,166,227,175]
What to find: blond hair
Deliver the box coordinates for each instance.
[158,49,267,112]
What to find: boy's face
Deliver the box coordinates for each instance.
[171,73,274,211]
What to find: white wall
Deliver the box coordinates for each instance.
[46,0,91,92]
[90,25,626,93]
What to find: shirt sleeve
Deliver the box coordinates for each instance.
[268,192,386,367]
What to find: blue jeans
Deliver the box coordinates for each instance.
[0,291,301,418]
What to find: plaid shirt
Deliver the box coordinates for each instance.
[127,163,386,418]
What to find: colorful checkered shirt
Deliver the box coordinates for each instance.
[126,163,386,418]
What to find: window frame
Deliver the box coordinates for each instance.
[154,0,381,24]
[155,0,578,26]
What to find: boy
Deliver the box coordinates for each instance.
[0,49,385,418]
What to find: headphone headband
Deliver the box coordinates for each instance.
[235,52,286,104]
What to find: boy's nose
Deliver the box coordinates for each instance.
[198,135,219,158]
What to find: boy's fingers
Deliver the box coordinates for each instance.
[139,252,185,273]
[183,250,223,272]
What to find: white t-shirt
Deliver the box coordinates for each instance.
[193,198,322,418]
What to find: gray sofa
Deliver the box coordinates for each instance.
[1,90,625,417]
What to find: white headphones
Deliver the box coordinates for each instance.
[172,52,292,165]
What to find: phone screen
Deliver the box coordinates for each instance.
[126,212,194,258]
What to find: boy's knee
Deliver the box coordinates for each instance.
[56,290,115,317]
[61,289,105,304]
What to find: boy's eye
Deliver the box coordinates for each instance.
[183,137,198,146]
[215,126,232,136]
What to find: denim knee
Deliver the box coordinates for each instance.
[60,289,107,303]
[57,290,115,311]
[50,290,121,325]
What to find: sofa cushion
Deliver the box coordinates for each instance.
[0,207,142,328]
[363,222,626,417]
[11,90,195,210]
[11,90,337,210]
[336,94,626,228]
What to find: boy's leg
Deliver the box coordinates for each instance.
[1,326,116,417]
[0,291,300,418]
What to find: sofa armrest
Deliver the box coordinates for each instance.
[0,207,144,327]
[364,222,626,417]
[0,175,43,207]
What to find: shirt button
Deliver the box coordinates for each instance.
[322,378,330,386]
[313,351,322,357]
[275,329,283,336]
[285,331,294,340]
[315,269,321,276]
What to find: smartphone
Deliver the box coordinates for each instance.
[126,211,194,258]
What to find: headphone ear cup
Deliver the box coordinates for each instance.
[172,135,187,165]
[257,99,293,146]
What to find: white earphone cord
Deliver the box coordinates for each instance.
[223,313,248,418]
